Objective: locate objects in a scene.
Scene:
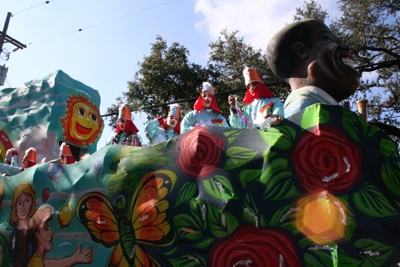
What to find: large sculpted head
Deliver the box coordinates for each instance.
[266,19,361,102]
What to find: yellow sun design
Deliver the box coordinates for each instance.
[61,95,103,147]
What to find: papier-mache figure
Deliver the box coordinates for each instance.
[181,82,229,134]
[266,19,360,117]
[228,66,284,130]
[106,104,143,146]
[145,104,181,145]
[0,147,36,176]
[59,142,76,165]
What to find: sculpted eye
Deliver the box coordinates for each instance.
[78,108,86,116]
[90,114,97,121]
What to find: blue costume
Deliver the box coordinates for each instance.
[145,119,179,145]
[284,86,339,118]
[230,98,284,129]
[145,104,181,145]
[181,109,230,134]
[181,82,229,134]
[229,66,284,129]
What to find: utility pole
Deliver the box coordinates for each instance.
[0,12,27,86]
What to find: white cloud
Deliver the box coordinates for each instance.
[194,0,341,51]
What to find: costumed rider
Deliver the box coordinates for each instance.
[228,66,284,130]
[0,147,36,176]
[106,104,143,146]
[1,148,20,176]
[59,142,76,165]
[181,82,230,134]
[145,104,181,145]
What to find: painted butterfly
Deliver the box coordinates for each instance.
[76,170,177,266]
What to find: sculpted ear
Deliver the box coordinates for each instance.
[292,42,307,59]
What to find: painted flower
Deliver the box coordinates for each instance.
[209,224,301,266]
[291,125,362,193]
[177,127,224,178]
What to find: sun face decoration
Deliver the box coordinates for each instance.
[61,95,103,147]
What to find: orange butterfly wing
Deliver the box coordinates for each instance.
[76,192,120,247]
[130,170,177,246]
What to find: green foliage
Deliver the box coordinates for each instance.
[293,0,329,22]
[109,31,290,128]
[208,29,289,119]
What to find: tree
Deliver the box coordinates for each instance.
[106,36,209,130]
[295,0,400,141]
[208,29,290,119]
[293,0,329,22]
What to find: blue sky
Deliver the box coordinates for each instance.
[0,0,341,148]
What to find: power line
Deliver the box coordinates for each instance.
[0,1,54,25]
[13,1,53,16]
[27,0,179,45]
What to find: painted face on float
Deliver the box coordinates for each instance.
[69,102,100,142]
[16,193,33,221]
[37,221,54,253]
[306,20,361,101]
[202,92,213,108]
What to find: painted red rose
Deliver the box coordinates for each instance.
[209,224,301,267]
[291,125,362,193]
[177,127,224,178]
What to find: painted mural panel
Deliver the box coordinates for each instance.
[0,104,399,266]
[0,70,103,164]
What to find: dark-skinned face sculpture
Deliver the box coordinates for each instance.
[267,19,361,102]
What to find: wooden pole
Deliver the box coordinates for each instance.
[0,12,12,55]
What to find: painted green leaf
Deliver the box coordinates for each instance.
[262,150,276,163]
[259,126,295,150]
[190,198,207,231]
[173,214,203,240]
[175,182,197,208]
[243,193,266,227]
[379,138,399,158]
[342,108,379,142]
[164,247,178,256]
[381,161,400,197]
[301,104,330,130]
[193,237,215,250]
[269,203,300,235]
[203,175,235,200]
[207,202,239,238]
[354,238,395,266]
[270,204,294,225]
[239,169,262,188]
[298,237,337,250]
[304,250,338,267]
[223,146,258,170]
[260,158,288,183]
[336,196,357,241]
[353,183,398,217]
[169,254,206,267]
[223,129,241,145]
[259,158,299,200]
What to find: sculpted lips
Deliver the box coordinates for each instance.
[339,52,357,70]
[76,123,93,135]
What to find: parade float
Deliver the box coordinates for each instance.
[0,71,400,266]
[0,70,103,165]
